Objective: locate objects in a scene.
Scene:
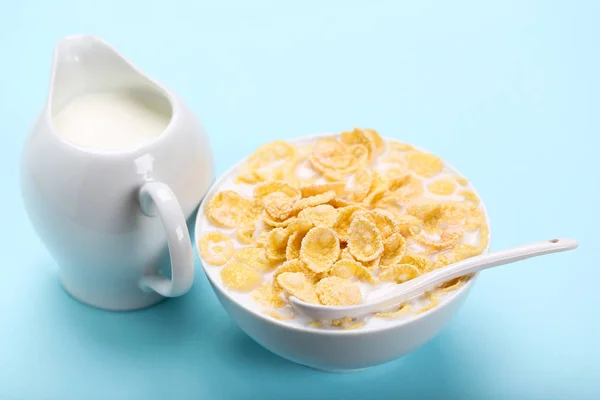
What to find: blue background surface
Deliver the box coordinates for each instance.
[0,1,598,399]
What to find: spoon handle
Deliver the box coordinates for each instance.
[366,238,579,313]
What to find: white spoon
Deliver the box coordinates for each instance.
[289,238,579,321]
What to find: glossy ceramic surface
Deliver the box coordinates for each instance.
[21,35,215,310]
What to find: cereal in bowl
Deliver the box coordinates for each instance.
[197,129,489,330]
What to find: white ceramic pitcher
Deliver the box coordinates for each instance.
[21,35,214,310]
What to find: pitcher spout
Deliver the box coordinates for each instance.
[48,35,162,116]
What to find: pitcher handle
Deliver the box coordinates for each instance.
[138,182,194,297]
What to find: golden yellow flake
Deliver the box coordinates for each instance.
[375,303,412,319]
[347,217,384,262]
[254,180,300,199]
[276,272,320,304]
[428,179,457,195]
[379,264,419,283]
[265,227,290,261]
[205,190,256,228]
[405,151,444,177]
[297,204,338,228]
[234,247,277,272]
[299,227,341,273]
[221,260,262,292]
[198,232,234,266]
[332,205,364,242]
[235,225,256,244]
[315,277,362,306]
[416,292,440,314]
[252,282,285,308]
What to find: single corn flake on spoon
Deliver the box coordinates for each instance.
[289,238,579,321]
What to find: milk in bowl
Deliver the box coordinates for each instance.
[195,129,490,332]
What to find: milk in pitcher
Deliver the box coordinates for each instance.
[53,90,171,151]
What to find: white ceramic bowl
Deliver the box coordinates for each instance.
[194,134,491,372]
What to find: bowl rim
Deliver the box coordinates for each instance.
[194,132,492,336]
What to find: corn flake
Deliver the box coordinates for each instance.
[206,191,256,228]
[390,175,424,201]
[235,168,263,184]
[340,321,366,330]
[406,151,444,177]
[263,192,295,221]
[199,232,234,266]
[363,172,389,204]
[478,224,490,252]
[379,263,419,283]
[297,204,338,228]
[351,168,374,202]
[347,217,384,262]
[453,243,483,258]
[315,277,362,306]
[415,230,463,252]
[273,259,316,290]
[265,227,290,261]
[236,225,256,244]
[299,227,340,273]
[399,254,430,273]
[455,176,469,186]
[293,191,337,212]
[389,141,415,152]
[252,282,285,308]
[364,128,385,152]
[262,214,297,228]
[406,200,441,220]
[362,256,381,270]
[332,205,364,242]
[340,247,356,261]
[347,144,370,167]
[221,260,262,292]
[276,272,320,304]
[254,180,300,199]
[310,138,353,173]
[329,259,357,279]
[264,309,296,321]
[431,250,469,270]
[396,215,424,237]
[437,276,469,293]
[234,247,277,272]
[340,128,375,159]
[300,182,346,197]
[322,169,346,182]
[286,219,315,234]
[328,197,357,208]
[329,316,365,330]
[375,303,412,319]
[416,292,440,314]
[370,209,400,239]
[422,216,442,236]
[380,233,407,268]
[330,259,376,283]
[285,230,306,260]
[428,179,457,195]
[459,190,480,205]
